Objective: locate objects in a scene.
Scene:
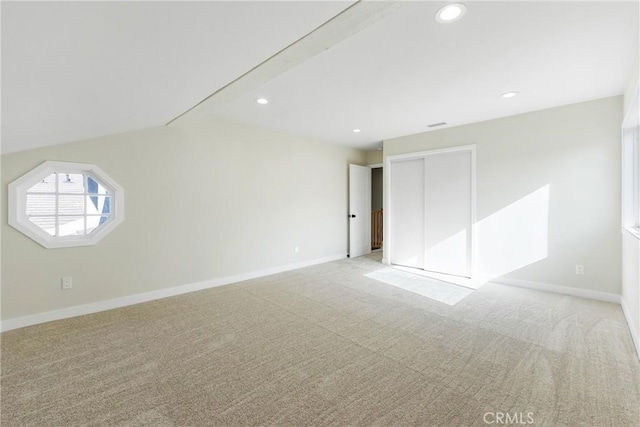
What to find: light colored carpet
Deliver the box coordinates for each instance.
[2,253,639,426]
[365,267,474,306]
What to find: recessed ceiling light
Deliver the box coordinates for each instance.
[353,129,361,133]
[501,91,520,98]
[436,3,467,23]
[256,98,269,105]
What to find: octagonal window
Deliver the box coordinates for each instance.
[8,161,124,248]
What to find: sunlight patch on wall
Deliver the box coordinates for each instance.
[384,184,550,291]
[476,184,550,282]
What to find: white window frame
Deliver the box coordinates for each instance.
[8,161,125,249]
[622,87,640,239]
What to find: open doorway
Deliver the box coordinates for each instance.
[371,166,383,250]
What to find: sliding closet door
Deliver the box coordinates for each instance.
[423,150,472,277]
[389,147,474,278]
[390,159,425,269]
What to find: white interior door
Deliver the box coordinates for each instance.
[390,159,425,269]
[348,164,371,258]
[389,147,474,278]
[423,150,472,277]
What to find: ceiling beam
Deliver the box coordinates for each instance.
[167,0,406,127]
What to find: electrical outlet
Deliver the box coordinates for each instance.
[575,265,584,275]
[61,277,73,290]
[294,246,299,254]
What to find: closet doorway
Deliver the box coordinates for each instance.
[386,146,476,279]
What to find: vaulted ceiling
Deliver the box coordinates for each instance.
[1,1,354,153]
[2,1,638,154]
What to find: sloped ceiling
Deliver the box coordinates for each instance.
[2,1,639,154]
[215,1,639,149]
[1,1,354,153]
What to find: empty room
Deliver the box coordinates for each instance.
[1,1,639,426]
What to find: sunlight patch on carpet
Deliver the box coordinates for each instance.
[365,268,474,305]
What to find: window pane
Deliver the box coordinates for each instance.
[86,196,110,215]
[87,176,109,195]
[58,195,84,215]
[58,216,85,236]
[87,216,109,234]
[26,194,56,215]
[27,173,56,193]
[28,216,55,235]
[10,161,123,249]
[58,173,85,193]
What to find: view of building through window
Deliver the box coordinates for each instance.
[9,160,123,248]
[26,172,111,237]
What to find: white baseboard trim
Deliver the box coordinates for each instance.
[489,277,621,304]
[621,297,640,360]
[1,253,346,333]
[492,277,640,360]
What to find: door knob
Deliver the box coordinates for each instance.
[349,214,356,218]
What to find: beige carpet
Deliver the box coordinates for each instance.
[2,253,639,426]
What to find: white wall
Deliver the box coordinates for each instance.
[1,117,365,322]
[384,96,623,296]
[623,55,639,117]
[365,150,383,166]
[622,229,639,356]
[621,54,639,358]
